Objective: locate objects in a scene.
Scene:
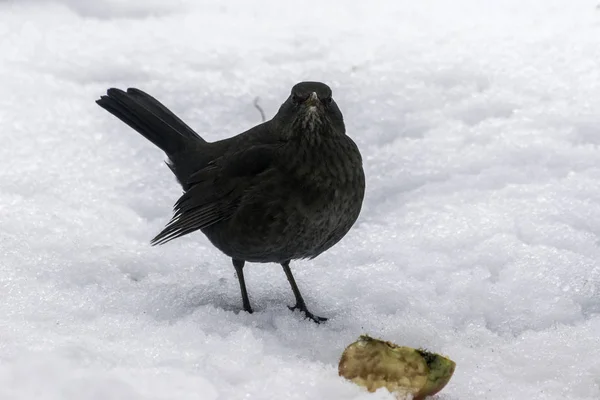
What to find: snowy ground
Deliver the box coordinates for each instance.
[1,0,600,399]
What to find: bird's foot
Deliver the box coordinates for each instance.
[288,304,327,324]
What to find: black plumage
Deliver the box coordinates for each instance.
[96,81,365,322]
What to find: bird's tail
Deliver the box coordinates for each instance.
[96,87,207,184]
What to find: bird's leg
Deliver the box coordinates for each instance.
[232,259,253,314]
[281,261,327,323]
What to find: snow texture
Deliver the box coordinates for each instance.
[1,0,600,399]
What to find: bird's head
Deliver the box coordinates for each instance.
[274,81,345,140]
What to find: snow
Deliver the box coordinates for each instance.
[1,0,600,399]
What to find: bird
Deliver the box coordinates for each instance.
[96,81,365,323]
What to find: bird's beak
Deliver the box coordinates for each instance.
[305,92,319,107]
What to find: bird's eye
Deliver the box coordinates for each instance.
[322,97,332,105]
[291,94,300,104]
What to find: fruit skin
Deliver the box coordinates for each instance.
[338,335,456,400]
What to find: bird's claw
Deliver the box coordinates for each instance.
[288,304,328,323]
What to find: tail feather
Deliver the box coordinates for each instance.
[124,88,205,143]
[96,88,204,157]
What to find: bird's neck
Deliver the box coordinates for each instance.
[289,117,344,147]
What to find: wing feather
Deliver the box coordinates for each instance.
[150,144,280,245]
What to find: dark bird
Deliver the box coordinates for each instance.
[96,81,365,323]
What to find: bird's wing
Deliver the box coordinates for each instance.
[150,144,281,245]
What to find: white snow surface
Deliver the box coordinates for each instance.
[1,0,600,399]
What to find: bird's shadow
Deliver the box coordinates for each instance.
[140,277,335,325]
[135,276,357,363]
